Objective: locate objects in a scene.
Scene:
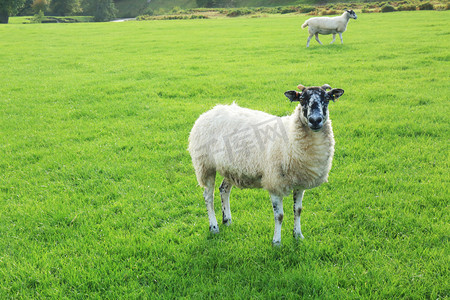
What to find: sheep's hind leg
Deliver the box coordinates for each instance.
[315,33,323,45]
[330,34,336,44]
[203,175,219,234]
[219,179,233,226]
[293,189,305,239]
[270,194,284,246]
[306,34,313,48]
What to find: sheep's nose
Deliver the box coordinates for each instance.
[309,116,323,127]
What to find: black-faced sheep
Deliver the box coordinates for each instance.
[188,84,344,245]
[302,10,357,47]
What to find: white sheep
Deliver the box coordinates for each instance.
[188,84,344,245]
[302,10,357,47]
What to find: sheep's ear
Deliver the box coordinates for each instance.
[321,84,332,91]
[328,88,344,102]
[284,90,301,102]
[297,84,306,91]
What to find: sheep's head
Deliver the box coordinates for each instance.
[346,10,357,19]
[284,84,344,132]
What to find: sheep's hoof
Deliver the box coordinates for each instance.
[222,218,232,226]
[272,240,282,247]
[293,231,305,240]
[209,225,219,234]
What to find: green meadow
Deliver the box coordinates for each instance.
[1,11,449,298]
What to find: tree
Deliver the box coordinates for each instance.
[32,0,48,14]
[94,0,117,21]
[49,0,81,16]
[196,0,235,8]
[0,0,26,23]
[84,0,117,22]
[196,0,212,7]
[18,0,35,16]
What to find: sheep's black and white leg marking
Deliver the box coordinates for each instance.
[293,189,305,239]
[315,33,323,45]
[270,194,284,246]
[204,176,219,234]
[339,33,344,44]
[219,179,233,226]
[330,33,336,44]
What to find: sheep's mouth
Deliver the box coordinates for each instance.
[309,124,323,132]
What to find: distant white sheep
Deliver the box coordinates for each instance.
[188,84,344,245]
[302,10,357,47]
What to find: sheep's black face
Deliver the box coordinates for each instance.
[347,10,357,19]
[284,85,344,132]
[301,88,331,131]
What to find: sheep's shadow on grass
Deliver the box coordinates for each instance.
[169,228,337,296]
[305,43,352,52]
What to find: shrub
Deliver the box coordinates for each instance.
[171,6,182,14]
[155,8,166,15]
[381,4,396,12]
[136,14,209,21]
[398,4,416,11]
[418,2,434,10]
[321,9,337,15]
[258,7,278,14]
[226,8,252,17]
[280,7,297,14]
[367,3,379,8]
[30,10,45,23]
[142,8,154,16]
[162,16,185,20]
[298,6,316,13]
[435,3,450,10]
[190,15,208,19]
[361,8,377,13]
[136,14,151,20]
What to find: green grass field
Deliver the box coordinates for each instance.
[1,11,449,298]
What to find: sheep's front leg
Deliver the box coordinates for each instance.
[315,33,323,45]
[270,194,284,246]
[330,34,336,44]
[339,33,344,44]
[219,179,232,226]
[293,189,305,239]
[204,176,219,234]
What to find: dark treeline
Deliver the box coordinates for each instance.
[196,0,236,7]
[0,0,118,23]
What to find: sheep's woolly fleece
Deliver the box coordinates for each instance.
[188,102,335,197]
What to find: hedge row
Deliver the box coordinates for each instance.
[137,0,449,20]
